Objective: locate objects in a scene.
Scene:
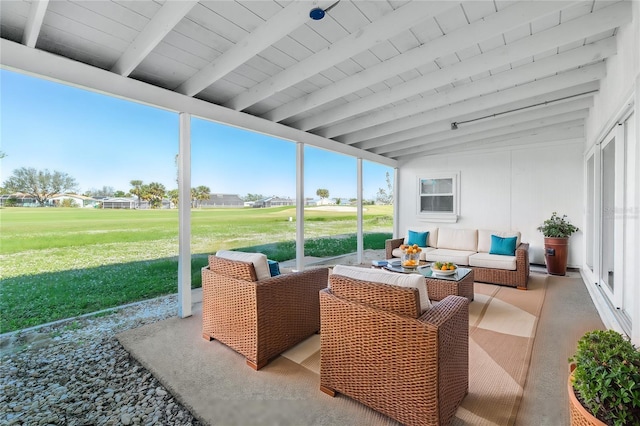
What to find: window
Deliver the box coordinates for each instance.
[418,172,459,222]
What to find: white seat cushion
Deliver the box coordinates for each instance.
[469,252,517,270]
[477,230,521,253]
[332,265,431,312]
[437,228,478,251]
[216,250,271,281]
[424,249,476,266]
[392,246,436,260]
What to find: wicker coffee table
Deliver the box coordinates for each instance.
[382,264,474,302]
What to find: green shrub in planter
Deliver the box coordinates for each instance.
[569,330,640,426]
[537,211,579,238]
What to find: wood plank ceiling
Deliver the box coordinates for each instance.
[0,0,632,163]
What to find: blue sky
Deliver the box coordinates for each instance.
[0,69,392,200]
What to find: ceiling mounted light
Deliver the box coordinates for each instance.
[310,0,340,20]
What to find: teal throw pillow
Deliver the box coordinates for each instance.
[407,230,429,247]
[267,259,281,276]
[489,235,518,256]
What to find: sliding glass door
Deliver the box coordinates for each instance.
[599,131,617,302]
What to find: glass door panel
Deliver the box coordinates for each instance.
[600,138,615,292]
[586,154,594,272]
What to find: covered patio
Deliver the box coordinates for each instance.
[1,0,639,424]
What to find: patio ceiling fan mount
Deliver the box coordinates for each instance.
[310,0,341,20]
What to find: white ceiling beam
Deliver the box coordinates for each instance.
[372,97,593,155]
[225,1,458,111]
[0,39,395,168]
[335,37,616,143]
[397,125,585,161]
[354,65,604,150]
[387,113,587,159]
[264,0,576,123]
[295,0,630,132]
[176,0,335,97]
[111,1,198,76]
[22,0,49,48]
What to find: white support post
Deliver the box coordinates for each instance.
[177,112,192,318]
[296,142,305,272]
[393,167,400,239]
[633,70,640,346]
[356,158,363,264]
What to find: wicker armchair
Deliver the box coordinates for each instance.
[202,255,329,370]
[320,273,469,426]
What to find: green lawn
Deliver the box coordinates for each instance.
[0,206,392,332]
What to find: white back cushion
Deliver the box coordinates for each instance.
[477,230,521,253]
[332,265,431,312]
[437,228,478,251]
[216,250,271,281]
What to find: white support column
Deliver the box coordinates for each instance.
[393,167,400,239]
[177,112,192,318]
[356,158,364,265]
[633,70,640,346]
[296,142,305,272]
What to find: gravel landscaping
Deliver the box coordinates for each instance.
[0,294,203,426]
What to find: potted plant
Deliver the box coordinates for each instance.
[537,212,579,275]
[568,329,640,426]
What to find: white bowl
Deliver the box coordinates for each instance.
[431,265,457,276]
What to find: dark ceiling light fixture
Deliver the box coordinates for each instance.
[309,0,341,20]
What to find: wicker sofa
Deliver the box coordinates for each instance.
[386,227,530,290]
[320,266,469,426]
[201,253,329,370]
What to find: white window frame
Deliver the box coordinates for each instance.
[417,172,460,223]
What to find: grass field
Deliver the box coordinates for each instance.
[0,206,392,332]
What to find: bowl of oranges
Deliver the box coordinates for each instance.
[399,244,421,269]
[431,261,457,276]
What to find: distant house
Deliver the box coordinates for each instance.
[102,197,137,209]
[201,193,244,208]
[316,198,336,206]
[49,193,99,208]
[269,197,295,207]
[0,192,98,208]
[0,192,38,207]
[253,196,295,208]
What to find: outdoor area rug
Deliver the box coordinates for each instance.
[117,275,547,425]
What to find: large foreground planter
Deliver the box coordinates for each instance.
[543,237,569,275]
[568,364,606,426]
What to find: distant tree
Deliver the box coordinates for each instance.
[190,188,197,208]
[168,189,179,208]
[130,180,143,208]
[140,182,166,209]
[3,167,78,206]
[243,193,265,202]
[0,151,6,159]
[194,185,211,208]
[113,190,126,198]
[316,188,329,199]
[60,198,78,208]
[375,171,393,205]
[87,186,115,197]
[335,198,341,205]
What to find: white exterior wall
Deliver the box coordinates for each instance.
[397,140,584,267]
[583,1,639,345]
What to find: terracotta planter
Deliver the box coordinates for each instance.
[543,237,569,275]
[568,363,606,426]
